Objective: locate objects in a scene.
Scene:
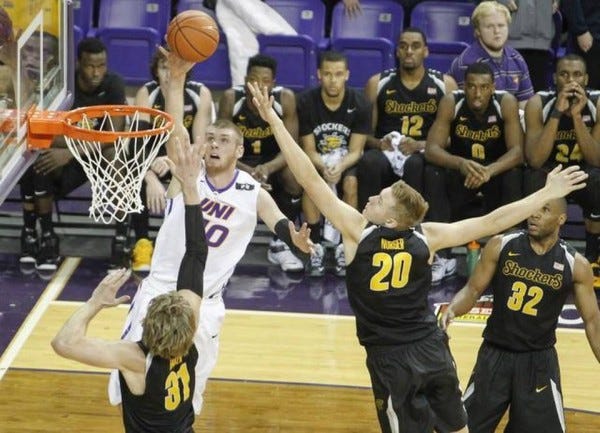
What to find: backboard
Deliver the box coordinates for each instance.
[0,0,73,204]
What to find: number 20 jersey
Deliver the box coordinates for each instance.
[346,225,436,346]
[484,231,576,351]
[149,170,260,298]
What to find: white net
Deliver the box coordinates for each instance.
[64,110,172,224]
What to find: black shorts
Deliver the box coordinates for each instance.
[464,341,564,433]
[365,330,467,433]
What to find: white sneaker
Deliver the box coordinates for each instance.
[308,243,325,277]
[267,239,304,272]
[334,243,346,277]
[431,254,457,285]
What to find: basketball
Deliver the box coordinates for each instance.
[166,10,219,63]
[0,7,13,45]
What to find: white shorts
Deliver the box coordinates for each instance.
[108,278,226,415]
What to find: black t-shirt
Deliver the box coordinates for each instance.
[375,68,446,140]
[484,231,576,351]
[231,85,284,166]
[346,224,438,346]
[538,89,600,168]
[297,86,371,155]
[73,71,126,109]
[120,342,198,433]
[449,90,507,165]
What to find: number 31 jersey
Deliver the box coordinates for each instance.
[149,170,260,298]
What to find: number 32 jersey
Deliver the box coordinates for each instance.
[149,170,260,298]
[484,231,576,351]
[346,224,436,346]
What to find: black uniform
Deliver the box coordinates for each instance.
[346,225,467,433]
[427,90,522,223]
[357,68,447,208]
[297,86,371,179]
[231,85,284,167]
[120,342,198,433]
[465,231,576,433]
[524,90,600,221]
[144,79,205,151]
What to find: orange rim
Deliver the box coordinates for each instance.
[28,105,174,148]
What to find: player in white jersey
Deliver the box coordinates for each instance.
[108,48,312,414]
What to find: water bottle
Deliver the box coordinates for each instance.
[466,240,481,276]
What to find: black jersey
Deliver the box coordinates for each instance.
[144,80,205,140]
[483,231,576,351]
[345,225,438,346]
[375,68,446,140]
[449,90,506,165]
[231,85,284,166]
[120,342,198,433]
[297,87,371,155]
[74,71,126,108]
[538,90,600,168]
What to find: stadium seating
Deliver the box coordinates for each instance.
[424,41,469,74]
[176,0,232,89]
[410,1,476,44]
[94,0,172,85]
[330,0,404,88]
[257,0,327,91]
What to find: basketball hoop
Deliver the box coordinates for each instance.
[27,105,174,224]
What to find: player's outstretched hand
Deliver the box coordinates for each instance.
[157,45,195,79]
[165,135,206,189]
[89,269,131,308]
[544,164,588,198]
[289,221,314,255]
[247,81,278,124]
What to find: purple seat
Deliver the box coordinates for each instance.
[95,0,172,85]
[177,0,231,90]
[257,0,326,91]
[73,0,94,36]
[425,41,468,74]
[410,1,475,44]
[330,0,404,88]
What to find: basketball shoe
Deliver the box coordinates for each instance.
[267,238,304,272]
[431,254,457,285]
[20,227,39,275]
[308,243,325,277]
[35,232,60,281]
[334,243,346,277]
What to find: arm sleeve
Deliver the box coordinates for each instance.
[176,205,208,297]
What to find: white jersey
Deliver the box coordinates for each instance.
[148,169,260,297]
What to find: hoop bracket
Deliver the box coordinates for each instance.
[27,110,69,149]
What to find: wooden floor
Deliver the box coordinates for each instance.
[1,300,599,432]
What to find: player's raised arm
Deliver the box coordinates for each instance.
[247,82,366,244]
[423,164,588,253]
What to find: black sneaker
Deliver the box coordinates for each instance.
[109,235,131,271]
[20,228,39,275]
[35,232,60,281]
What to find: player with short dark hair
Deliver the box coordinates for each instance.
[441,196,600,433]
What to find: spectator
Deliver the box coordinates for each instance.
[18,37,126,280]
[357,27,457,284]
[450,1,534,108]
[117,48,213,273]
[296,51,371,277]
[497,0,559,92]
[322,0,362,36]
[425,62,524,232]
[215,0,296,86]
[561,0,600,90]
[218,54,304,273]
[524,54,600,287]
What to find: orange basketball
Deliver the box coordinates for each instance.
[166,10,219,63]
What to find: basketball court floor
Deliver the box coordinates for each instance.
[0,245,599,432]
